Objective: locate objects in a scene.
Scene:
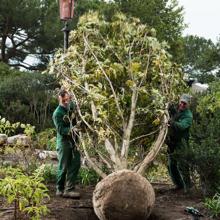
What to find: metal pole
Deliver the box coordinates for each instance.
[62,21,70,52]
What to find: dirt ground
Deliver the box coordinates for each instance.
[0,183,211,220]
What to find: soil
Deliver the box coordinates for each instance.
[0,183,212,220]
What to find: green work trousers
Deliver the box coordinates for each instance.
[168,154,191,191]
[56,141,81,192]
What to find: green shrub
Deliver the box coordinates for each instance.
[185,82,220,195]
[190,113,220,195]
[0,167,49,220]
[35,128,56,150]
[0,70,58,132]
[0,115,35,136]
[77,167,100,186]
[35,164,57,183]
[146,161,170,183]
[204,193,220,218]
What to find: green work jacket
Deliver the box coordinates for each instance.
[167,108,193,152]
[52,102,76,149]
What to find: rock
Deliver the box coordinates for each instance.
[93,169,155,220]
[35,149,58,160]
[7,134,31,146]
[0,134,8,145]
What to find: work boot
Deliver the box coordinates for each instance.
[63,190,80,199]
[56,189,64,197]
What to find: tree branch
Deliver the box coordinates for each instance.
[97,151,113,169]
[130,129,159,144]
[120,88,138,166]
[83,33,125,124]
[134,113,168,175]
[80,132,107,179]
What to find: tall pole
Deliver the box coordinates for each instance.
[62,21,70,52]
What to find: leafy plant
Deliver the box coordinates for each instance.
[35,128,56,150]
[204,193,220,218]
[0,115,35,137]
[21,123,36,137]
[35,164,57,183]
[0,116,20,135]
[77,167,100,186]
[0,167,50,220]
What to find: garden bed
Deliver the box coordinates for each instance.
[0,183,210,220]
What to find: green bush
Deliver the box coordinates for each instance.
[35,128,56,150]
[185,81,220,195]
[190,111,220,195]
[77,167,100,186]
[0,115,35,136]
[204,193,220,218]
[35,164,57,183]
[0,65,59,132]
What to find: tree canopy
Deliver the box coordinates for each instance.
[49,12,184,177]
[0,0,107,70]
[112,0,185,62]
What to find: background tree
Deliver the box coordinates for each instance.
[0,0,107,70]
[182,35,220,83]
[0,0,62,70]
[184,81,220,196]
[112,0,185,62]
[0,62,59,131]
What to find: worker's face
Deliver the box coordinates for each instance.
[178,101,188,111]
[59,93,70,108]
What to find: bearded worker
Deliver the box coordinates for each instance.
[166,94,193,193]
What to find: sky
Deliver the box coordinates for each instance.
[178,0,220,42]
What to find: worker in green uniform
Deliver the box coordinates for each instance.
[52,90,81,198]
[166,94,193,193]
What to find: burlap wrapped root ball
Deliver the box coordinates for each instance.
[93,169,155,220]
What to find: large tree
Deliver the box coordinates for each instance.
[0,0,186,70]
[50,12,184,176]
[49,12,184,219]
